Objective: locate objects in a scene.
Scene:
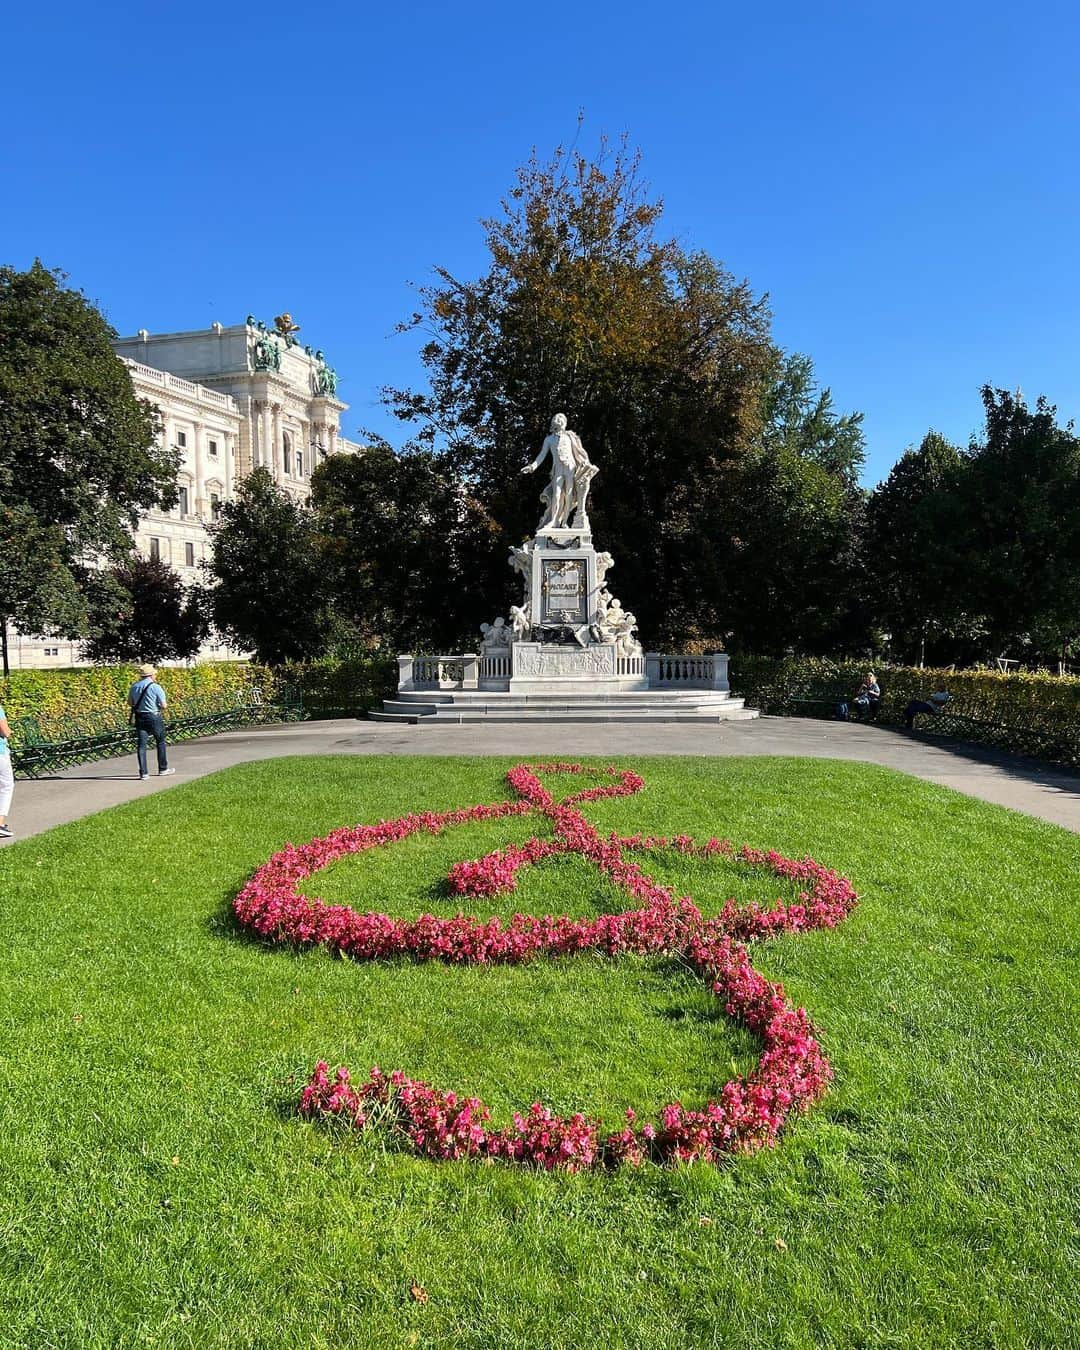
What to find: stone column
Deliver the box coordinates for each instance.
[262,403,273,475]
[272,404,283,482]
[708,652,730,691]
[248,403,259,469]
[249,401,260,467]
[192,420,205,517]
[223,432,234,499]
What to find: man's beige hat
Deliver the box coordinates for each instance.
[138,664,157,678]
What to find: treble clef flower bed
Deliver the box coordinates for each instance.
[233,762,858,1169]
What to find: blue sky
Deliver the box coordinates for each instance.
[3,1,1078,486]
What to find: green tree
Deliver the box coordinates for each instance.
[0,263,178,668]
[0,504,87,673]
[865,431,975,664]
[963,387,1080,667]
[761,352,866,487]
[383,140,776,646]
[82,557,208,664]
[310,446,494,652]
[205,469,329,664]
[713,444,868,655]
[720,352,869,654]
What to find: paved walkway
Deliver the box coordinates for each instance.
[3,717,1077,842]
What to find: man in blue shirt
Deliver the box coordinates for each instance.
[0,703,13,837]
[128,664,176,780]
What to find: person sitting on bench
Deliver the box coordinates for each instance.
[903,683,951,729]
[837,671,881,722]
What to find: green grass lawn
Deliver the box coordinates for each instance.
[0,755,1077,1348]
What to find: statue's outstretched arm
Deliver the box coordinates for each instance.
[522,441,548,475]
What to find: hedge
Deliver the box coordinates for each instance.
[730,656,1080,768]
[0,657,396,734]
[281,656,397,718]
[0,662,278,734]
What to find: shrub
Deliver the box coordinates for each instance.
[282,656,397,718]
[730,656,1080,767]
[0,662,277,731]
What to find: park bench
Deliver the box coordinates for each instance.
[755,680,1078,768]
[789,693,881,723]
[10,686,305,779]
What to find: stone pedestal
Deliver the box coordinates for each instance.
[529,530,599,633]
[496,529,647,692]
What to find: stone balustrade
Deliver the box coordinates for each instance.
[399,654,479,691]
[122,359,236,411]
[645,652,729,690]
[399,649,727,692]
[479,651,512,684]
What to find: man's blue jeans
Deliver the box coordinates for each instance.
[135,714,168,776]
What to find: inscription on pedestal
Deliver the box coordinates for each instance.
[540,558,587,625]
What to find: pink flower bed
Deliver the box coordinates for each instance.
[234,762,858,1169]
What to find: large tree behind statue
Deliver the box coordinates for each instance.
[0,263,178,668]
[382,141,777,646]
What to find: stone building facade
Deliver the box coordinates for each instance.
[7,317,362,669]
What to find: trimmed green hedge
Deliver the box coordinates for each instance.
[0,658,396,734]
[282,656,397,718]
[730,656,1080,767]
[0,663,277,734]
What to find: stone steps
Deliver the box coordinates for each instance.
[383,695,746,712]
[371,691,758,725]
[370,710,758,725]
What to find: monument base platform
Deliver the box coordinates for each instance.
[370,690,756,724]
[381,649,756,724]
[506,640,647,693]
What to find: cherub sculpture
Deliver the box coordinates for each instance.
[508,541,533,581]
[509,604,531,641]
[480,617,510,653]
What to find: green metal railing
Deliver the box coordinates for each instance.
[11,687,306,778]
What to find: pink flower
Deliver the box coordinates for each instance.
[236,761,858,1171]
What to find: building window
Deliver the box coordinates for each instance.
[176,431,187,448]
[44,647,59,657]
[178,486,189,516]
[296,452,303,478]
[149,537,161,561]
[210,493,221,519]
[185,542,195,567]
[208,439,218,457]
[283,431,292,476]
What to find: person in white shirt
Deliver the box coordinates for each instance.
[0,703,13,838]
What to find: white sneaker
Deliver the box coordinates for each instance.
[159,767,177,777]
[0,824,12,838]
